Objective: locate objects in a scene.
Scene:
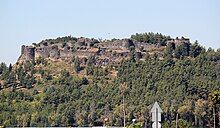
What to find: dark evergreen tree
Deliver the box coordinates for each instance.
[8,64,12,72]
[164,43,175,57]
[74,57,81,73]
[189,41,204,57]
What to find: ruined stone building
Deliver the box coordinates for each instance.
[18,36,191,66]
[18,45,35,63]
[166,37,190,47]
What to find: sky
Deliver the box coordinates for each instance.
[0,0,220,64]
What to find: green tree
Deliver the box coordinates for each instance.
[85,56,95,75]
[74,57,81,73]
[164,43,175,57]
[174,43,190,58]
[189,41,203,57]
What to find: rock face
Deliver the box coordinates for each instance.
[17,36,190,65]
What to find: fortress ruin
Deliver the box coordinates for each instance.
[18,36,190,65]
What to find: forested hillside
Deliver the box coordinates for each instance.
[0,33,220,127]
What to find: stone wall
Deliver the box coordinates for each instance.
[166,37,190,47]
[18,36,174,64]
[18,45,35,63]
[98,39,134,50]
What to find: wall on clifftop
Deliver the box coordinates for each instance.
[17,36,191,64]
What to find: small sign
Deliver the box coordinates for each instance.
[152,112,162,122]
[150,102,163,113]
[151,102,163,128]
[152,122,161,128]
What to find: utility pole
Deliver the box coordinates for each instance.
[123,94,125,127]
[156,108,158,128]
[213,106,216,128]
[175,113,178,128]
[120,83,127,128]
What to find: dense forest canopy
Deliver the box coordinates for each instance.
[0,33,220,127]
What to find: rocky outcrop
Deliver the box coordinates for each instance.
[17,36,190,65]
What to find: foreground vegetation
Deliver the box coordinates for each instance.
[0,34,220,127]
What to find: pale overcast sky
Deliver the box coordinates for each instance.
[0,0,220,64]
